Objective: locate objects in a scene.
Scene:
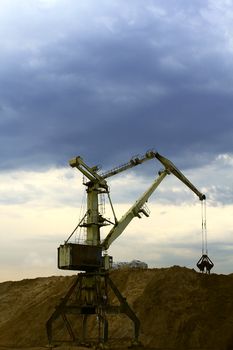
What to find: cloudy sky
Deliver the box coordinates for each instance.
[1,0,233,281]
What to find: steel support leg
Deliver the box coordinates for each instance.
[107,275,140,344]
[46,272,141,347]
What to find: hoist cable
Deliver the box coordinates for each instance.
[65,211,88,244]
[76,189,87,242]
[204,200,208,254]
[201,199,208,255]
[201,201,204,255]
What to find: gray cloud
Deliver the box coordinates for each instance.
[0,0,233,171]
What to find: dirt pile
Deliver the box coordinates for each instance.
[0,266,233,350]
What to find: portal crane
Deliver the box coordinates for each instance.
[47,150,206,348]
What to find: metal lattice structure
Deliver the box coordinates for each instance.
[47,150,208,348]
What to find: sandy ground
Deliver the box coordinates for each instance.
[0,267,233,350]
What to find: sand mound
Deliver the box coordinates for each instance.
[0,267,233,350]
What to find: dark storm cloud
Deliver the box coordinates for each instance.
[1,0,233,171]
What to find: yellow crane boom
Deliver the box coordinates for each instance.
[101,152,205,250]
[101,169,168,250]
[154,152,205,201]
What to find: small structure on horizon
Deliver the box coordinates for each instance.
[112,259,148,270]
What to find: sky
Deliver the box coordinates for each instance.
[0,0,233,281]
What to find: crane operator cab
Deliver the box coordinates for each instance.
[58,243,103,271]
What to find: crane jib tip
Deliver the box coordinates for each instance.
[200,194,206,201]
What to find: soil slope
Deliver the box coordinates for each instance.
[0,266,233,350]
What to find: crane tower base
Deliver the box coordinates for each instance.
[46,272,140,348]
